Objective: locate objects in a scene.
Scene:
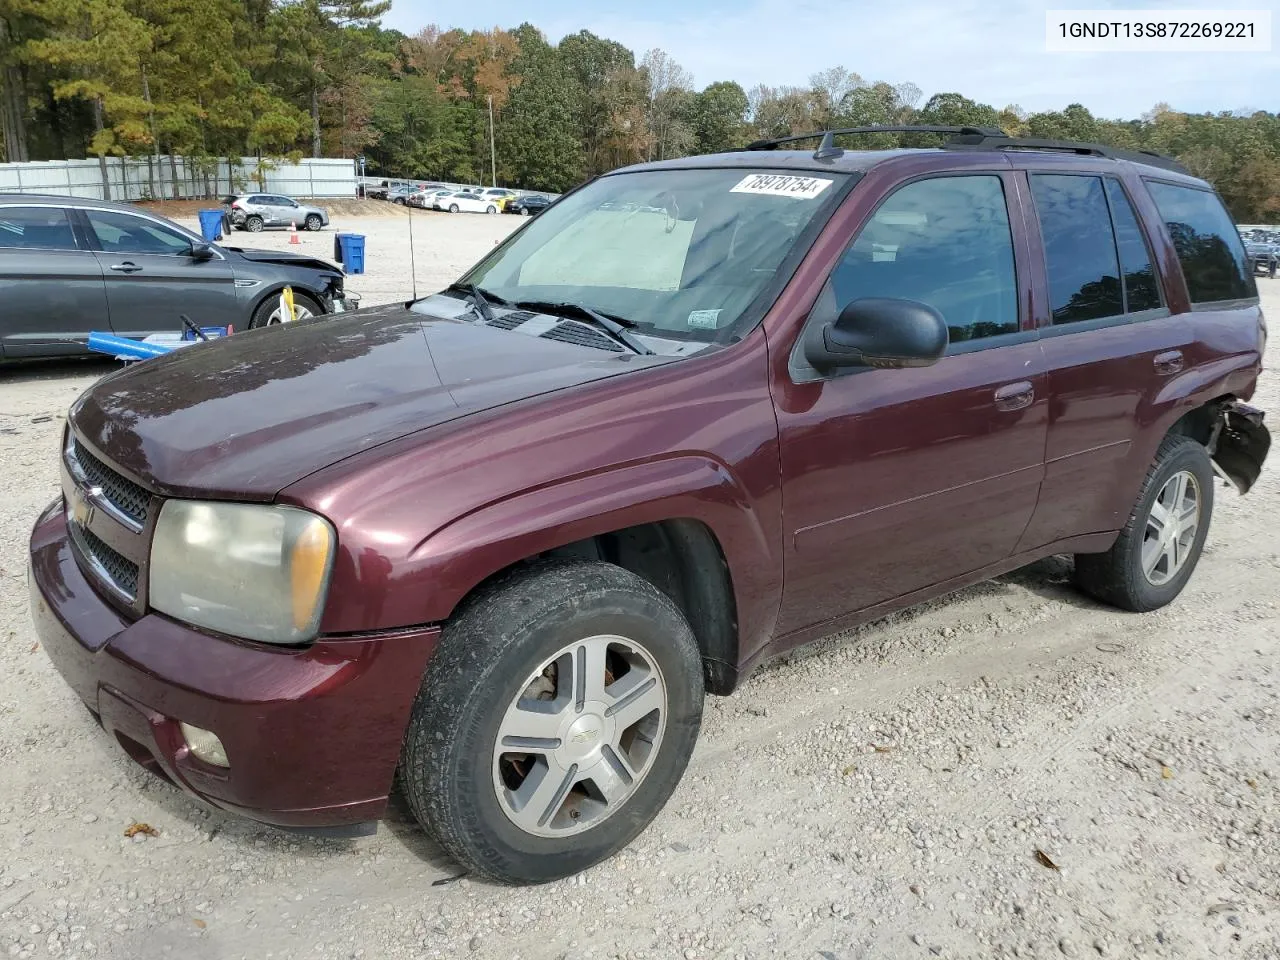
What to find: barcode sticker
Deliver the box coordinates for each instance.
[730,174,834,199]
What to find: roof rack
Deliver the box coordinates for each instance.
[741,125,1189,175]
[944,132,1190,175]
[744,125,1007,160]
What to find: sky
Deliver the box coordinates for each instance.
[383,0,1278,118]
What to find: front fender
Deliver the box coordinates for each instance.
[408,455,779,648]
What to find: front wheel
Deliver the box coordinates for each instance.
[401,560,704,885]
[1074,434,1215,612]
[486,205,497,215]
[249,291,322,328]
[448,204,459,213]
[304,214,322,231]
[520,207,530,216]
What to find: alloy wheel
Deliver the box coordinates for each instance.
[1141,469,1201,585]
[492,634,667,838]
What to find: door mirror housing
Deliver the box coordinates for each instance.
[804,297,949,371]
[189,241,216,261]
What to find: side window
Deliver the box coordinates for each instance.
[249,195,269,204]
[0,206,77,250]
[274,196,297,207]
[1145,181,1255,303]
[85,210,193,255]
[1030,174,1122,324]
[1105,180,1161,312]
[828,175,1019,344]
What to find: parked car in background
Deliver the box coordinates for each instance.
[29,130,1269,886]
[366,179,408,201]
[1245,236,1279,277]
[227,195,330,233]
[409,188,448,210]
[439,192,500,214]
[478,188,518,210]
[386,184,414,205]
[507,194,553,217]
[0,194,355,358]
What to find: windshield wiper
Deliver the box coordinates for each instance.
[513,300,654,356]
[445,282,507,322]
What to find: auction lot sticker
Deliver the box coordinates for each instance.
[731,174,833,199]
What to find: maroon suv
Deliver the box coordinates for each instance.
[30,127,1270,885]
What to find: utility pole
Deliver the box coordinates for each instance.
[487,95,497,187]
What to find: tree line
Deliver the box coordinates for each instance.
[1,1,1278,220]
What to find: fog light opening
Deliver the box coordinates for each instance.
[180,722,230,767]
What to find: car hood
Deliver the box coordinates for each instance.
[69,301,667,500]
[222,246,340,273]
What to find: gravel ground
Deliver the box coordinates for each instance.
[0,217,1276,960]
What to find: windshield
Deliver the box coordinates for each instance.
[461,167,850,341]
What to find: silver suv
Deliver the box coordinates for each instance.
[227,194,330,233]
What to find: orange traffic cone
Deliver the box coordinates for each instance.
[289,221,300,244]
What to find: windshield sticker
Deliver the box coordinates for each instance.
[687,309,722,329]
[731,174,833,199]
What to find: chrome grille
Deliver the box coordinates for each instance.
[68,438,150,527]
[68,521,140,600]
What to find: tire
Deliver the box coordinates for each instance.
[393,197,406,206]
[401,559,704,885]
[448,204,459,213]
[1074,434,1215,612]
[304,214,322,231]
[244,215,264,233]
[486,205,497,215]
[520,207,530,216]
[248,290,322,329]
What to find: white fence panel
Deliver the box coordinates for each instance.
[0,156,358,200]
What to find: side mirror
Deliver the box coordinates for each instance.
[804,297,949,371]
[190,241,215,261]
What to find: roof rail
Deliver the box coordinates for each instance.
[744,125,1008,160]
[944,132,1190,175]
[740,125,1189,175]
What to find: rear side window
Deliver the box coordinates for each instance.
[1145,181,1254,303]
[1105,180,1161,312]
[828,175,1019,344]
[1030,174,1123,324]
[0,206,77,250]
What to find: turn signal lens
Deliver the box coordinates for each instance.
[291,520,332,630]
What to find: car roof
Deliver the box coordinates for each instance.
[0,192,175,212]
[611,145,1210,187]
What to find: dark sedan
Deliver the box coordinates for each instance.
[506,194,553,216]
[0,195,357,360]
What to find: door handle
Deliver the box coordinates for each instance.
[1153,349,1184,375]
[109,262,142,273]
[994,380,1035,412]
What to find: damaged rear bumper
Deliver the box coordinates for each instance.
[1210,400,1270,494]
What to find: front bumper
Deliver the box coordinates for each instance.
[29,499,439,832]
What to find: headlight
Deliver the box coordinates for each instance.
[149,501,335,644]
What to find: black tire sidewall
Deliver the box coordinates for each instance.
[406,563,704,884]
[245,216,263,232]
[1119,440,1215,610]
[305,215,321,231]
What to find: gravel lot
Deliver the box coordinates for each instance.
[1,215,1276,960]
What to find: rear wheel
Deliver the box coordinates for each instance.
[249,291,322,329]
[449,204,459,213]
[1074,434,1215,612]
[486,205,497,215]
[520,207,530,216]
[304,214,322,231]
[401,560,704,885]
[244,215,264,233]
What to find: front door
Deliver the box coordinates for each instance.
[773,172,1048,637]
[0,204,110,357]
[79,208,240,336]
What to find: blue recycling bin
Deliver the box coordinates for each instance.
[197,209,224,242]
[336,232,366,274]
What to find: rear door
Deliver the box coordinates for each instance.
[0,204,110,357]
[80,207,241,335]
[268,195,301,226]
[774,171,1048,635]
[1014,170,1194,549]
